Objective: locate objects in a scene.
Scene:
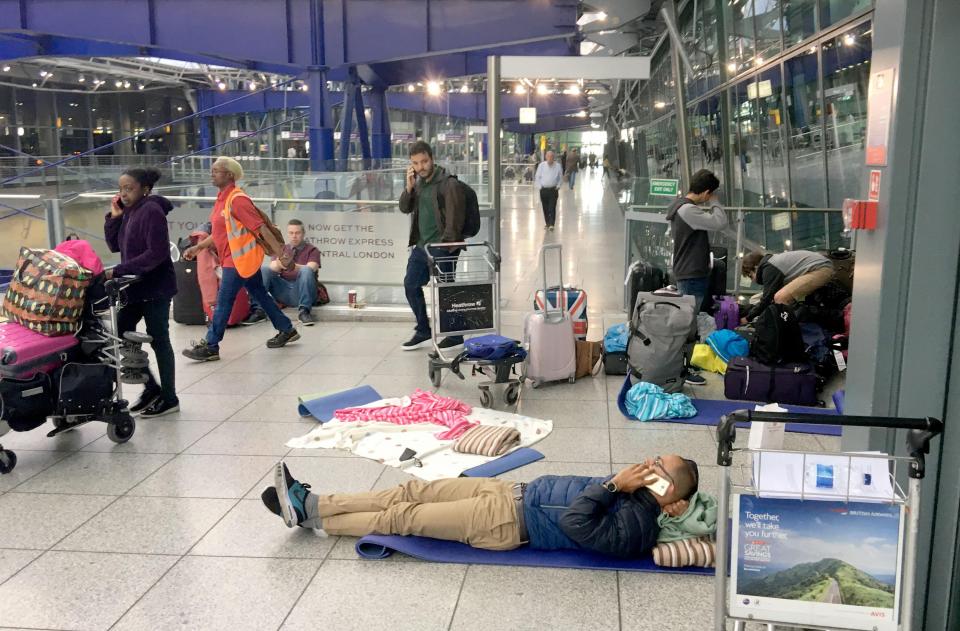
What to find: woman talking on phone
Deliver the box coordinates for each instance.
[104,166,180,418]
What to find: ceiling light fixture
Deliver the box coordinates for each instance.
[217,81,227,90]
[407,84,415,92]
[115,80,123,88]
[426,81,441,95]
[123,80,131,88]
[537,84,550,95]
[1,66,10,72]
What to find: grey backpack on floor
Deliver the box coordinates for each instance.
[627,289,696,393]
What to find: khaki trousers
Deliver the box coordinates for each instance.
[317,477,523,551]
[775,266,835,304]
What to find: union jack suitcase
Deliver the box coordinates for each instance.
[534,286,588,340]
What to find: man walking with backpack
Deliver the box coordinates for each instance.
[398,141,479,351]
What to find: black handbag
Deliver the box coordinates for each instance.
[0,373,54,432]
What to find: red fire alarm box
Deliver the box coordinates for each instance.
[843,198,878,230]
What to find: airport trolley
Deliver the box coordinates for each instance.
[425,241,523,408]
[714,410,943,631]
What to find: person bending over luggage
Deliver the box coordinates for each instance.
[260,455,698,558]
[104,167,179,418]
[245,219,321,327]
[740,250,835,324]
[181,157,299,362]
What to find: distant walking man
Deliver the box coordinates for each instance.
[565,148,580,189]
[534,150,563,231]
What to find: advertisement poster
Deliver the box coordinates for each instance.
[731,495,903,631]
[436,283,495,334]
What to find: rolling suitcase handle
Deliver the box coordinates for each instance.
[715,409,943,477]
[539,244,565,323]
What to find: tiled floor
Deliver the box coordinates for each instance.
[0,171,838,630]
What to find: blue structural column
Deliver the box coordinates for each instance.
[353,84,372,169]
[307,68,335,172]
[198,116,213,169]
[369,88,392,167]
[338,78,356,170]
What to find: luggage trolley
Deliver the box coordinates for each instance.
[714,410,943,631]
[425,241,523,408]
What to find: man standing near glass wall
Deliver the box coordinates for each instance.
[665,169,727,386]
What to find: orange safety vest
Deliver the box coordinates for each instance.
[222,187,265,278]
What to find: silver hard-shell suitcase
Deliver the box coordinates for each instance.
[524,244,576,387]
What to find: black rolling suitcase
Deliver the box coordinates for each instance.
[173,259,206,325]
[626,260,666,312]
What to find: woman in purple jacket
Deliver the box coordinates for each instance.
[104,167,179,417]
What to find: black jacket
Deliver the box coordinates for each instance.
[523,475,661,558]
[398,165,466,248]
[745,254,785,321]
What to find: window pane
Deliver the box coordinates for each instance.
[784,46,825,208]
[821,0,872,28]
[725,0,756,79]
[753,0,783,63]
[822,22,872,207]
[783,0,817,46]
[757,65,788,208]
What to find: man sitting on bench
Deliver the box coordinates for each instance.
[260,455,698,558]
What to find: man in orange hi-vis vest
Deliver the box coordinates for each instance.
[181,157,299,362]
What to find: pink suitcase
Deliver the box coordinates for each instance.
[0,321,79,380]
[524,245,576,387]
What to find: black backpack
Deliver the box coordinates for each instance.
[437,175,481,238]
[750,303,806,365]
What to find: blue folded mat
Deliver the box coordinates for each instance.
[355,534,714,575]
[460,447,544,477]
[298,385,382,422]
[833,389,845,414]
[616,376,841,436]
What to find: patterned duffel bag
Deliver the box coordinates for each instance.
[1,247,92,336]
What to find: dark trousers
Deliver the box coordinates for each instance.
[206,266,293,349]
[404,245,462,341]
[117,297,178,404]
[539,187,559,227]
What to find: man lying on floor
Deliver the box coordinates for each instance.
[260,455,699,558]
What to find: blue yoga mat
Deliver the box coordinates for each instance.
[833,389,845,414]
[297,385,382,422]
[460,447,544,478]
[616,376,841,436]
[355,534,714,575]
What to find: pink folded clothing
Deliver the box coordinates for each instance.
[334,389,476,440]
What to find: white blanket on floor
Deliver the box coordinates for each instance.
[286,406,553,481]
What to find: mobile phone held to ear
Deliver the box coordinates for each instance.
[114,194,124,209]
[646,474,670,497]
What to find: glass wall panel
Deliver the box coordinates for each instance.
[725,0,756,79]
[753,0,783,63]
[783,0,817,46]
[821,0,872,28]
[757,65,788,208]
[822,21,872,207]
[689,95,724,182]
[784,46,825,208]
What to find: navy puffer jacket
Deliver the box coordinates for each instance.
[523,475,661,558]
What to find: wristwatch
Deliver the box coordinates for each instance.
[602,480,619,494]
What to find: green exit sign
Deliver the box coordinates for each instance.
[650,178,680,197]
